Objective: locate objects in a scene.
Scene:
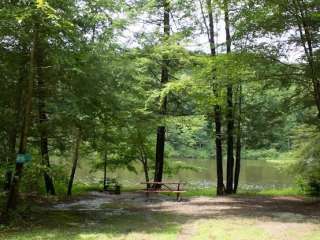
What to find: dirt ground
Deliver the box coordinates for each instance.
[52,191,320,218]
[2,191,320,240]
[50,192,320,239]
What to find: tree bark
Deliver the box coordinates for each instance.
[143,161,150,189]
[153,0,170,189]
[36,43,55,195]
[224,0,235,194]
[233,84,242,193]
[214,106,225,195]
[154,126,165,188]
[292,0,320,119]
[103,152,107,190]
[6,23,38,212]
[139,145,150,189]
[4,74,23,191]
[67,127,81,196]
[5,114,18,191]
[206,0,225,196]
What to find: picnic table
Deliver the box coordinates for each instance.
[104,178,121,194]
[140,181,186,201]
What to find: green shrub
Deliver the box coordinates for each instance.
[306,177,320,196]
[294,132,320,196]
[245,148,280,161]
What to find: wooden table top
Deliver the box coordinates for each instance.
[140,181,186,185]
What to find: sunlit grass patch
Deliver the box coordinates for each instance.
[190,218,320,240]
[191,219,270,240]
[0,209,182,240]
[238,187,303,197]
[183,188,216,197]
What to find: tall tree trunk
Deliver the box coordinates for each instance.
[4,128,17,191]
[224,0,235,194]
[139,145,150,189]
[103,152,107,190]
[36,44,55,195]
[214,106,224,195]
[6,24,38,212]
[206,0,225,196]
[154,126,165,188]
[293,0,320,119]
[153,0,170,189]
[143,161,150,189]
[67,128,81,196]
[4,74,23,191]
[233,84,242,193]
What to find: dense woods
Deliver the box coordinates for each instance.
[0,0,319,220]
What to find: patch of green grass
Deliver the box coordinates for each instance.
[3,214,320,240]
[135,186,306,198]
[302,230,320,240]
[190,218,320,240]
[121,185,141,192]
[238,187,304,197]
[71,183,101,195]
[57,183,308,198]
[192,219,270,240]
[183,188,216,197]
[162,186,305,198]
[1,188,319,240]
[0,210,182,240]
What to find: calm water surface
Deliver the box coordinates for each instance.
[101,158,294,190]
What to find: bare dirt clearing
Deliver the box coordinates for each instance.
[2,192,320,240]
[52,192,320,219]
[50,192,320,239]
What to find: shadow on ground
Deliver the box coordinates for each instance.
[1,192,319,240]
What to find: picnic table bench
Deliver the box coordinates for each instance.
[140,181,186,201]
[104,178,121,194]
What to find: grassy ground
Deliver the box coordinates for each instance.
[2,213,319,240]
[189,218,320,240]
[238,187,304,197]
[1,211,180,240]
[165,186,304,198]
[0,189,319,240]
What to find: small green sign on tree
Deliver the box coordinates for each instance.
[16,154,32,164]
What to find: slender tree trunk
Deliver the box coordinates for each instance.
[103,152,107,190]
[6,24,38,212]
[154,126,165,188]
[293,0,320,119]
[67,128,81,196]
[143,162,150,189]
[297,0,320,119]
[224,0,235,194]
[4,89,22,191]
[4,75,23,191]
[4,92,22,191]
[304,35,320,120]
[36,44,55,195]
[233,84,242,193]
[226,82,234,194]
[214,106,224,195]
[4,130,17,191]
[139,145,150,189]
[153,0,170,189]
[206,0,225,196]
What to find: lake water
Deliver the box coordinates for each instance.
[98,158,295,190]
